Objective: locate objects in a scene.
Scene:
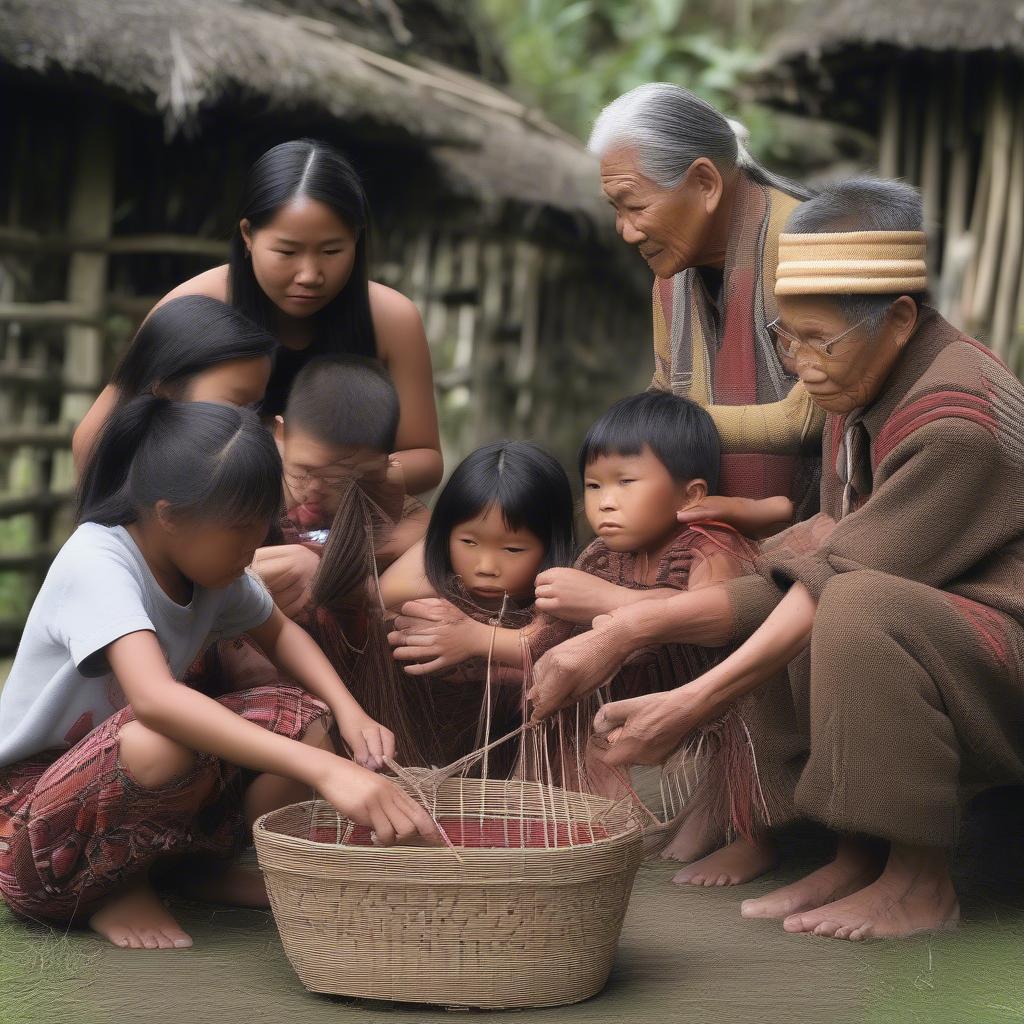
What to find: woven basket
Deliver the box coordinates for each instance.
[253,776,643,1008]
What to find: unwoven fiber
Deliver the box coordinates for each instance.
[253,776,643,1008]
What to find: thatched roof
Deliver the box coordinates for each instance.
[754,0,1024,121]
[0,0,608,226]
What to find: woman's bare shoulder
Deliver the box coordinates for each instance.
[153,264,230,310]
[367,282,424,357]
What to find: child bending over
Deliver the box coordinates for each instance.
[0,397,438,950]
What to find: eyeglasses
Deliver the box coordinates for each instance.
[283,456,388,490]
[767,316,868,358]
[282,466,355,490]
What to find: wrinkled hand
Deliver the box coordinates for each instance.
[527,613,634,721]
[316,758,442,847]
[338,712,396,771]
[250,544,320,619]
[592,687,713,767]
[534,568,635,625]
[387,598,487,676]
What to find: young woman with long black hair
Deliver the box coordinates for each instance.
[74,139,442,493]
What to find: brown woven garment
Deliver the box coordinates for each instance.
[412,580,537,776]
[723,308,1024,845]
[652,174,821,519]
[524,525,791,840]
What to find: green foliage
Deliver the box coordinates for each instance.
[479,0,807,160]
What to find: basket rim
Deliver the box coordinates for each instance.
[253,797,643,861]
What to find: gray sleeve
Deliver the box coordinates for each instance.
[211,571,275,640]
[55,548,156,677]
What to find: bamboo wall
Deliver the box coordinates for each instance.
[877,55,1024,363]
[0,101,648,651]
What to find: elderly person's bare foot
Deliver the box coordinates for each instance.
[659,803,720,863]
[782,844,959,940]
[740,837,880,919]
[673,836,778,886]
[89,878,193,949]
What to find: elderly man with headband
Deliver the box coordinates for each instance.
[589,84,824,519]
[531,177,1024,940]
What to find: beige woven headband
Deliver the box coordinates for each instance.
[775,230,928,296]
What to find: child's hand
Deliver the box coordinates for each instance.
[338,713,396,771]
[387,598,488,675]
[675,495,743,526]
[250,544,320,619]
[677,495,794,539]
[317,758,442,847]
[534,568,634,624]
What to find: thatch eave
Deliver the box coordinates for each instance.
[0,0,610,232]
[752,0,1024,121]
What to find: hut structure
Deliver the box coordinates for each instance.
[753,0,1024,365]
[0,0,648,650]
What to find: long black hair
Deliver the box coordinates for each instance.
[229,139,375,412]
[424,441,576,594]
[111,295,276,400]
[78,395,282,528]
[579,391,721,493]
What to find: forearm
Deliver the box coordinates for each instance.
[392,447,443,495]
[685,583,815,716]
[616,586,737,651]
[730,495,794,538]
[708,383,824,456]
[480,625,529,669]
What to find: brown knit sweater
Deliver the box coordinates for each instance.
[724,307,1024,637]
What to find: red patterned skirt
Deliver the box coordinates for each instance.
[0,684,328,924]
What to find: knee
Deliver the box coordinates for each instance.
[815,570,911,645]
[299,712,335,753]
[117,721,197,790]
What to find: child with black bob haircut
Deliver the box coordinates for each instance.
[0,396,439,952]
[526,391,785,886]
[381,440,576,769]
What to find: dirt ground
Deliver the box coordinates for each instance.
[2,790,1023,1024]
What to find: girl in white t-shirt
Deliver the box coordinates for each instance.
[0,395,438,949]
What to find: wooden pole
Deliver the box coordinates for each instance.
[878,67,902,177]
[48,103,115,518]
[939,55,971,324]
[991,85,1024,359]
[920,63,944,275]
[970,65,1012,334]
[960,73,998,329]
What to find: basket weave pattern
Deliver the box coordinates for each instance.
[254,777,643,1008]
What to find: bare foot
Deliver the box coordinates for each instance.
[179,859,269,908]
[782,844,960,941]
[89,879,193,950]
[659,803,721,863]
[740,837,880,920]
[673,836,778,887]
